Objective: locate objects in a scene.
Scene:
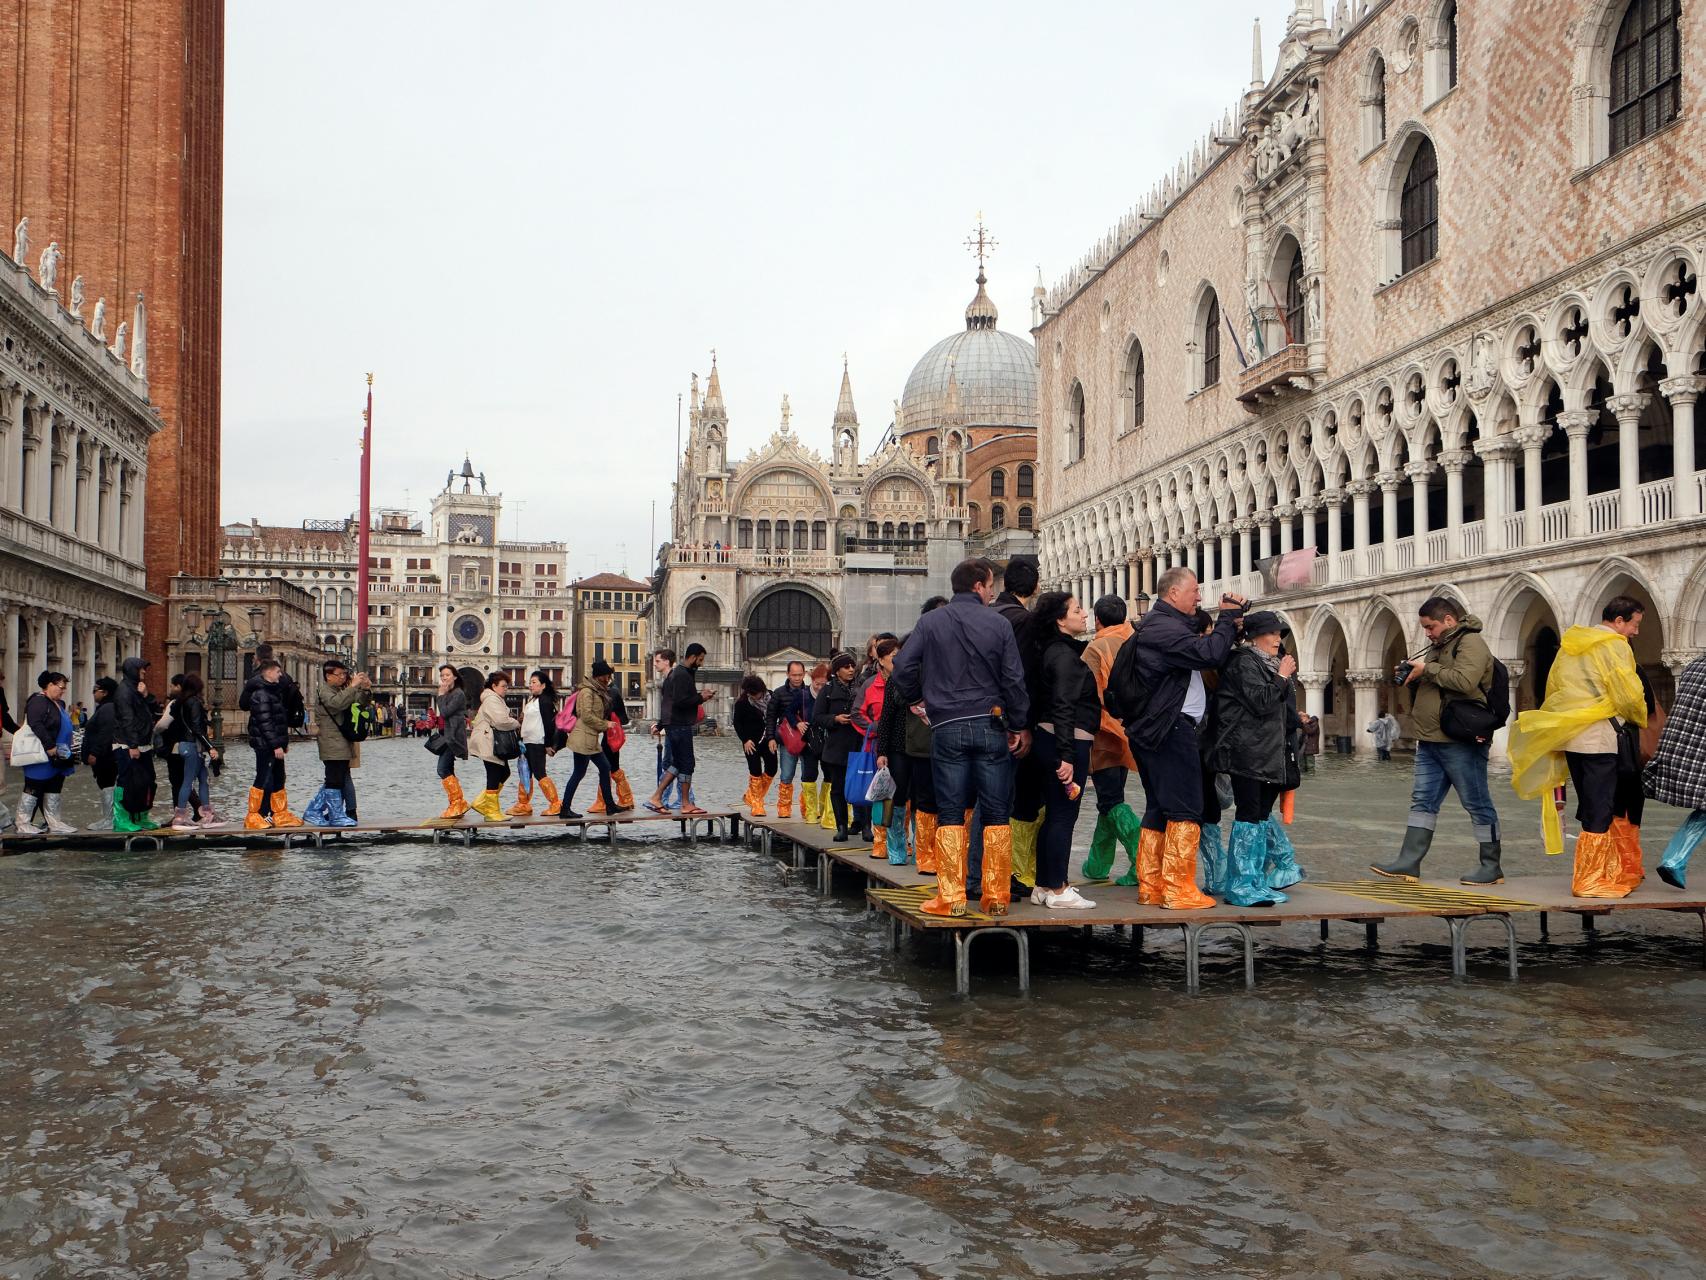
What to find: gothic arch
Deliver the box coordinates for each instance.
[1673,550,1706,649]
[1302,603,1353,674]
[1575,555,1660,626]
[729,460,835,521]
[1355,594,1410,670]
[1373,122,1440,283]
[1485,570,1567,660]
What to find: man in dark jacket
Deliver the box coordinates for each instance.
[81,676,121,830]
[765,659,812,819]
[238,643,304,821]
[110,656,161,832]
[1108,567,1246,909]
[890,557,1031,917]
[989,556,1044,892]
[646,643,715,815]
[244,659,303,830]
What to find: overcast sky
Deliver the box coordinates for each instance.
[222,0,1295,579]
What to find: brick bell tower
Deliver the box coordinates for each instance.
[2,0,226,668]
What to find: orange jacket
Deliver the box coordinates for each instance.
[1083,621,1137,773]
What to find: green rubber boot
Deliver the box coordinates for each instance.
[1111,804,1143,886]
[111,786,158,833]
[1080,812,1118,881]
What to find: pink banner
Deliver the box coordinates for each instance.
[1274,548,1316,589]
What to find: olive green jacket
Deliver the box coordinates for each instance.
[314,680,370,763]
[1410,615,1493,743]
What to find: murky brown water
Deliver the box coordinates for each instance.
[4,738,1705,1277]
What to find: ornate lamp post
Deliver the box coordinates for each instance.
[183,578,264,746]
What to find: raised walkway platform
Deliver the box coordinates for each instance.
[745,816,1706,995]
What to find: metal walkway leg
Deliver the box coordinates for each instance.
[951,926,1029,995]
[1444,914,1519,980]
[1183,921,1257,992]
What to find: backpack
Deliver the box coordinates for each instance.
[336,700,374,743]
[1439,635,1511,743]
[282,677,307,729]
[554,690,580,735]
[1101,627,1149,725]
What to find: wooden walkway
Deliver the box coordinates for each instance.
[744,816,1706,995]
[0,809,742,854]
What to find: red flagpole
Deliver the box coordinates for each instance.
[357,373,373,668]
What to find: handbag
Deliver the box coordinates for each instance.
[491,728,522,761]
[844,733,878,805]
[8,723,48,768]
[1615,719,1641,776]
[605,716,626,752]
[424,729,446,755]
[776,716,804,755]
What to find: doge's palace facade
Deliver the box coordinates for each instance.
[1036,0,1705,752]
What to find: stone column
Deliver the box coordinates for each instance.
[1476,439,1512,552]
[1661,376,1702,518]
[1559,410,1596,539]
[53,616,73,678]
[1513,425,1548,547]
[1378,471,1401,566]
[1257,513,1273,562]
[99,450,120,551]
[74,438,94,542]
[1276,504,1295,555]
[1297,673,1327,725]
[1236,518,1253,584]
[1440,449,1469,560]
[1407,461,1435,565]
[1218,525,1234,588]
[75,624,96,700]
[30,405,53,523]
[1348,480,1372,578]
[1322,490,1344,580]
[2,390,22,512]
[0,604,19,700]
[49,422,71,533]
[1608,393,1650,528]
[1297,498,1321,559]
[26,609,48,678]
[1348,670,1383,754]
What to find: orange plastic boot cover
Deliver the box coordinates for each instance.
[1136,825,1166,906]
[1161,821,1216,910]
[980,824,1013,915]
[921,824,968,916]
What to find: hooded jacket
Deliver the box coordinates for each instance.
[82,696,118,763]
[1205,646,1294,784]
[1111,599,1244,753]
[1408,614,1493,743]
[1644,654,1706,811]
[112,657,156,753]
[1083,620,1137,772]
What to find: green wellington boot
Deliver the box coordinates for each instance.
[1080,812,1118,881]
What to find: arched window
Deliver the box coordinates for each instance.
[746,589,832,659]
[882,521,895,540]
[340,588,354,621]
[501,631,513,657]
[812,520,827,550]
[1017,464,1034,498]
[925,435,939,456]
[1425,1,1460,101]
[1018,505,1034,530]
[866,521,879,541]
[1202,291,1222,388]
[991,503,1007,530]
[774,520,789,550]
[990,468,1006,497]
[1444,1,1458,88]
[1123,339,1146,432]
[756,519,771,551]
[1611,0,1682,156]
[794,519,808,549]
[1285,249,1307,345]
[1400,138,1439,274]
[1068,382,1087,462]
[1367,55,1387,148]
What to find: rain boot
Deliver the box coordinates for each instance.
[819,781,837,832]
[1371,824,1433,881]
[438,776,470,821]
[15,794,43,835]
[88,787,116,832]
[801,779,819,825]
[776,781,794,819]
[915,810,939,874]
[243,787,272,830]
[269,790,304,829]
[588,781,608,814]
[1160,821,1216,910]
[1266,815,1306,889]
[1198,821,1230,897]
[1010,816,1040,890]
[168,805,193,831]
[538,776,562,816]
[507,782,534,817]
[1658,810,1706,889]
[301,789,330,827]
[613,769,635,811]
[1134,823,1166,903]
[1110,805,1143,887]
[322,791,358,828]
[1460,839,1504,886]
[1610,816,1644,890]
[1572,828,1631,898]
[1223,820,1280,906]
[0,795,11,830]
[112,788,155,832]
[980,824,1013,916]
[871,802,888,858]
[1081,812,1117,881]
[885,801,910,866]
[753,775,772,818]
[471,789,504,822]
[42,793,77,835]
[921,824,969,917]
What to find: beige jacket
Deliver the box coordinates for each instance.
[468,688,520,763]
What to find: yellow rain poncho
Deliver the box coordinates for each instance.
[1507,625,1647,854]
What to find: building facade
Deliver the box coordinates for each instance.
[163,574,321,740]
[220,459,573,720]
[657,266,1040,691]
[1,236,156,701]
[1036,0,1704,751]
[3,0,225,665]
[571,574,651,704]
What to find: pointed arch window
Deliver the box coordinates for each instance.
[1068,382,1087,462]
[1123,340,1146,432]
[1610,0,1682,156]
[1399,138,1439,274]
[1370,55,1387,146]
[1202,293,1221,389]
[1285,250,1307,345]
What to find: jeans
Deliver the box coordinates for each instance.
[175,741,208,809]
[251,745,285,793]
[659,734,696,807]
[778,743,801,783]
[663,725,696,783]
[436,749,461,781]
[1034,735,1090,890]
[1409,739,1498,841]
[933,717,1013,828]
[565,750,616,812]
[1091,765,1128,817]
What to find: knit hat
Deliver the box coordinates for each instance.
[590,659,614,678]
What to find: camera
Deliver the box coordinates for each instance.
[1391,662,1413,686]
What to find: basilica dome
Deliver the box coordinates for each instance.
[899,270,1038,437]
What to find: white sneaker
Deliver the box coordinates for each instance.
[1043,886,1097,910]
[1029,886,1050,906]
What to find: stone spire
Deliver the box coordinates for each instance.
[1250,17,1264,90]
[965,268,999,331]
[834,355,858,425]
[701,351,727,426]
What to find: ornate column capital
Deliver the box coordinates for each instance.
[1346,479,1375,498]
[1438,449,1472,474]
[1606,392,1651,422]
[1295,674,1328,691]
[1376,470,1403,491]
[1475,437,1520,461]
[1404,461,1437,482]
[1320,487,1346,508]
[1558,410,1598,437]
[1659,375,1705,406]
[1512,424,1552,450]
[1346,669,1386,688]
[1662,647,1704,674]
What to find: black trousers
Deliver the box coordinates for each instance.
[744,742,778,778]
[799,748,819,784]
[1012,749,1046,824]
[892,752,936,815]
[1231,774,1281,823]
[823,761,850,830]
[91,754,118,788]
[564,751,615,812]
[1091,765,1127,817]
[484,761,511,791]
[323,759,351,790]
[524,743,551,785]
[1566,751,1622,834]
[251,745,285,793]
[1135,715,1204,830]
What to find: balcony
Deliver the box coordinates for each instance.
[1586,491,1620,535]
[1235,344,1316,410]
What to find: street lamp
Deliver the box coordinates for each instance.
[183,578,265,746]
[1132,591,1152,617]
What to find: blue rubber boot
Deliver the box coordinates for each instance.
[1198,821,1230,897]
[301,788,331,827]
[1266,815,1306,889]
[1659,809,1706,889]
[886,802,910,865]
[322,791,359,828]
[1224,820,1282,906]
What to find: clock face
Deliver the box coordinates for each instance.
[454,615,485,645]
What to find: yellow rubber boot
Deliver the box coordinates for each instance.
[819,781,836,832]
[1010,815,1041,889]
[243,787,272,830]
[507,782,534,817]
[801,780,819,825]
[471,789,504,822]
[538,776,562,816]
[269,790,304,829]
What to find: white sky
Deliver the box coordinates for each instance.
[221,0,1296,579]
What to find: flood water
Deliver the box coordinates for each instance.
[4,736,1705,1278]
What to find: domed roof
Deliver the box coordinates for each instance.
[900,271,1038,436]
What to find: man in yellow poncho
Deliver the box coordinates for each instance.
[1507,595,1648,898]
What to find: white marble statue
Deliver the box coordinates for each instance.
[70,275,86,319]
[131,292,147,378]
[112,321,127,363]
[91,297,108,341]
[38,241,62,293]
[12,217,27,264]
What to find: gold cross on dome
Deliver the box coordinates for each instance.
[965,214,997,268]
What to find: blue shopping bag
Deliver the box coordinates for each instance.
[844,734,878,806]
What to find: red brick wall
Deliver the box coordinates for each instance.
[2,0,225,667]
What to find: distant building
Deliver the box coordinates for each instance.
[163,574,320,740]
[570,574,651,705]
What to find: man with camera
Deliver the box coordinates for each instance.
[1109,567,1246,909]
[1371,596,1501,885]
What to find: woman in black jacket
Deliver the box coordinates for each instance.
[732,675,777,816]
[811,653,862,841]
[80,677,121,830]
[1018,593,1101,910]
[1205,611,1298,906]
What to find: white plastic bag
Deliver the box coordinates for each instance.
[866,765,896,803]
